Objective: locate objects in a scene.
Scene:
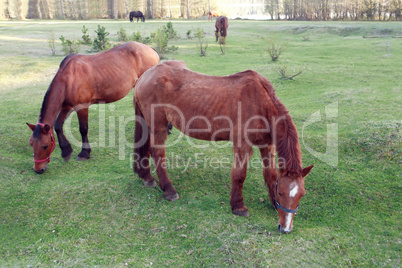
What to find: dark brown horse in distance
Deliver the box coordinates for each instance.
[215,16,229,43]
[133,61,313,233]
[27,41,159,174]
[129,11,145,22]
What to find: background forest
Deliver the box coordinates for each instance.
[0,0,401,21]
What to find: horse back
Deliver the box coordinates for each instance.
[135,61,278,143]
[55,42,159,105]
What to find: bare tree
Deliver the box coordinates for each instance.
[27,0,41,18]
[124,0,129,18]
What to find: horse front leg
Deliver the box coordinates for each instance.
[260,145,278,208]
[55,108,74,162]
[230,146,253,217]
[76,107,91,161]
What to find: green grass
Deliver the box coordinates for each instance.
[0,19,400,267]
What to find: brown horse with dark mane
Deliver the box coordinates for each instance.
[27,41,159,174]
[133,61,313,233]
[215,16,229,43]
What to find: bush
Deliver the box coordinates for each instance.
[276,64,305,80]
[194,28,208,57]
[151,26,178,59]
[48,33,56,56]
[117,26,128,42]
[265,35,286,62]
[165,21,179,39]
[59,35,80,55]
[81,25,92,45]
[131,31,151,44]
[92,25,111,52]
[186,30,192,39]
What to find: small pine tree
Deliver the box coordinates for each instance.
[81,25,92,45]
[92,25,111,52]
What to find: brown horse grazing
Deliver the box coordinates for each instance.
[215,16,229,43]
[133,61,313,233]
[27,41,159,174]
[208,11,220,21]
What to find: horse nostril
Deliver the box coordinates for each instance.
[34,168,45,174]
[278,224,281,231]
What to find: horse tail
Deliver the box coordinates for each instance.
[133,99,151,176]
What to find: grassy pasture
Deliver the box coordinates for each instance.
[0,19,400,267]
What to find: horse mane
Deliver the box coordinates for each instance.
[32,124,42,139]
[259,76,303,174]
[39,55,73,122]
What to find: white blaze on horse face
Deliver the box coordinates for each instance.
[282,182,298,232]
[284,213,293,233]
[289,182,299,198]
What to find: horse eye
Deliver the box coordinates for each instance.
[278,193,283,197]
[43,145,49,150]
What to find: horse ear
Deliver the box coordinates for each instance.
[302,165,314,177]
[27,122,36,132]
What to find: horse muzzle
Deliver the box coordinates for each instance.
[33,164,47,174]
[278,224,292,234]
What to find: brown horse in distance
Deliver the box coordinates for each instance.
[215,16,229,43]
[208,11,220,21]
[27,41,159,174]
[133,61,313,233]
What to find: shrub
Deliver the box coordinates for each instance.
[117,26,128,42]
[276,64,305,80]
[131,31,151,44]
[265,35,286,62]
[59,35,80,55]
[194,28,208,57]
[48,33,56,56]
[186,30,192,39]
[92,25,111,52]
[218,35,226,55]
[151,26,178,59]
[81,25,92,45]
[165,21,179,39]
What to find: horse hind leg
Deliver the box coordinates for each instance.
[134,102,156,187]
[76,106,91,161]
[55,108,74,162]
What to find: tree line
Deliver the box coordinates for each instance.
[0,0,212,20]
[0,0,400,20]
[265,0,401,20]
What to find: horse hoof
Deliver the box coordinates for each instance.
[233,209,250,217]
[164,193,179,201]
[143,180,156,187]
[63,153,73,162]
[76,156,89,161]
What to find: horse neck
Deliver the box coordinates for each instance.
[273,111,303,174]
[38,82,65,128]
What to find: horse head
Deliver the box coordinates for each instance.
[27,123,56,174]
[275,165,313,233]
